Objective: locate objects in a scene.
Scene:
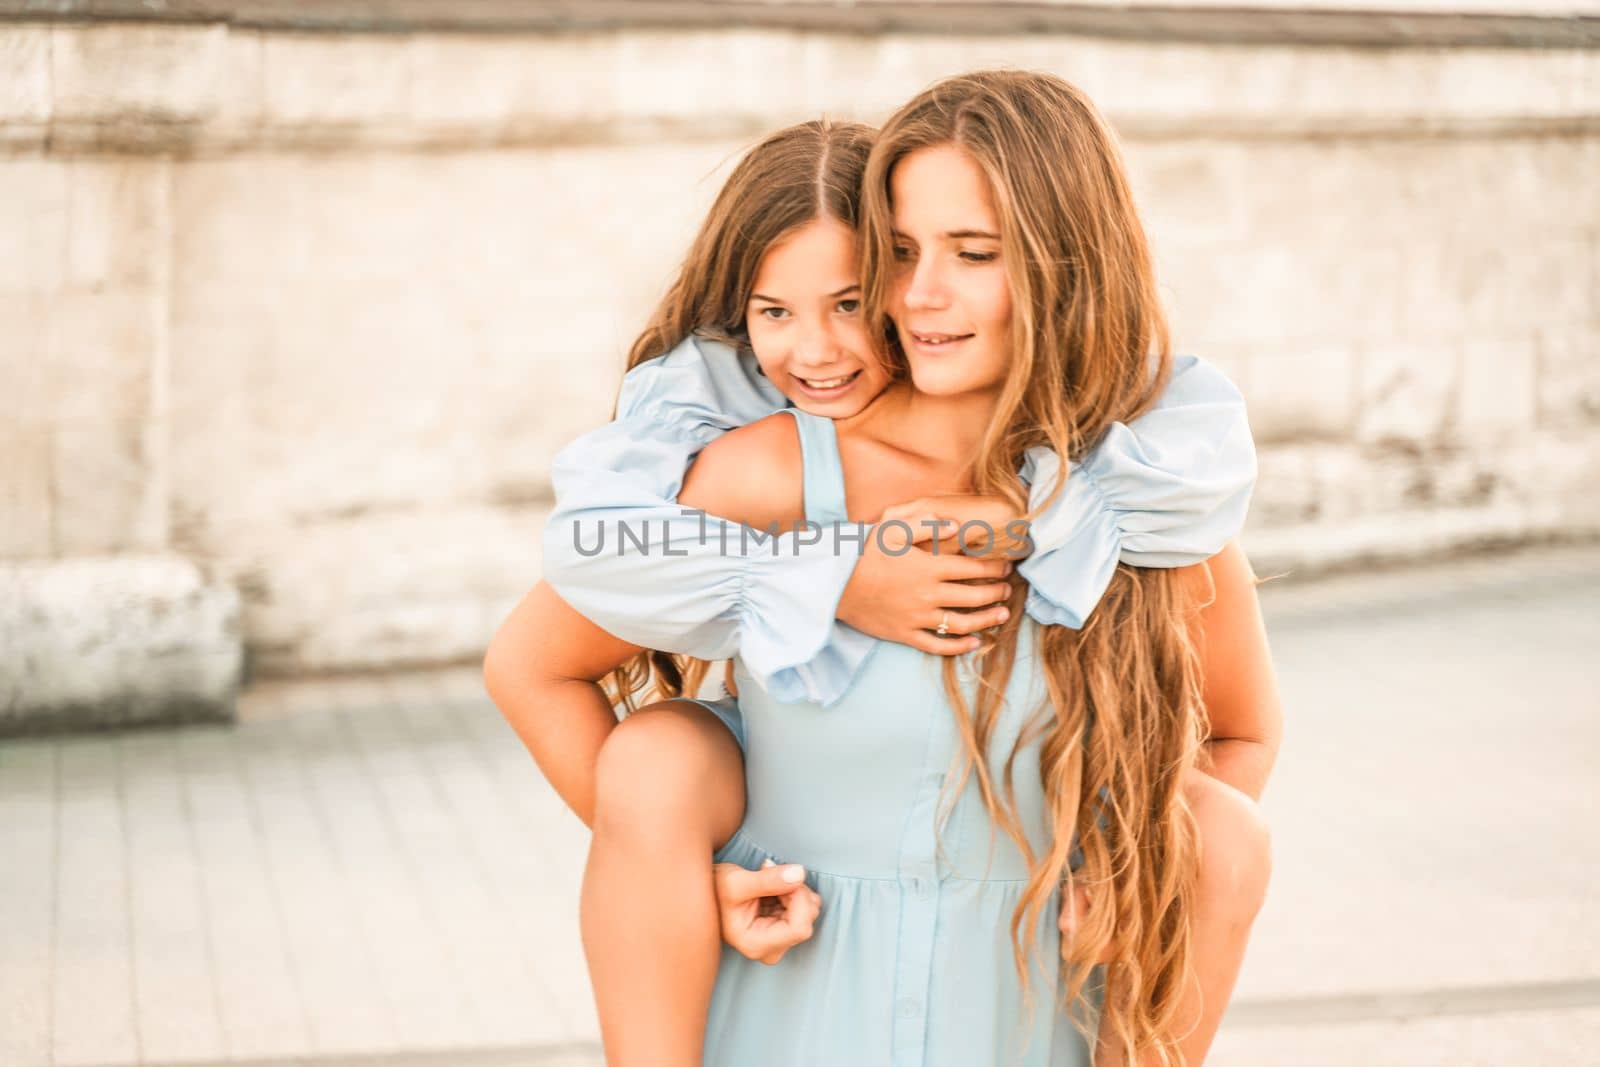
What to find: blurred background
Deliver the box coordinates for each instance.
[1,0,1596,1064]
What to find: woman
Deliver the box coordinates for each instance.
[487,85,1276,1066]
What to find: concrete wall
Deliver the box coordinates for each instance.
[2,7,1597,700]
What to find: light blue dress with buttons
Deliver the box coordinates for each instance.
[704,408,1095,1065]
[539,337,1255,1063]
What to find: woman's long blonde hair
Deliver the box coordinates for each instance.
[860,71,1208,1064]
[606,119,877,713]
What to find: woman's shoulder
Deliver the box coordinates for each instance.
[678,410,804,529]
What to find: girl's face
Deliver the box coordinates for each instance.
[887,144,1013,399]
[746,217,890,417]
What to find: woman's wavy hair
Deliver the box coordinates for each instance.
[860,70,1209,1064]
[606,119,877,713]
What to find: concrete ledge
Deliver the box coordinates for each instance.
[1,20,1594,159]
[1,1,1596,48]
[0,554,243,736]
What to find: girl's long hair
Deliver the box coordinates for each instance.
[605,119,876,714]
[860,71,1208,1064]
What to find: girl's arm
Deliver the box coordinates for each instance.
[542,337,874,706]
[485,411,809,828]
[1018,354,1256,630]
[1185,542,1283,800]
[482,581,644,827]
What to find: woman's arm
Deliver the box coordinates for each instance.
[1185,542,1283,800]
[482,581,644,827]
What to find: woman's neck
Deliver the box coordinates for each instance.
[841,379,1002,472]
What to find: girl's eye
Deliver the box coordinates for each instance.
[959,250,999,264]
[836,299,861,315]
[891,245,915,262]
[758,306,790,321]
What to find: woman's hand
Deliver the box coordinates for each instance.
[1058,879,1114,966]
[837,494,1027,656]
[713,858,823,965]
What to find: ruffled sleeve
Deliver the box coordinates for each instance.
[541,335,872,707]
[1016,354,1256,628]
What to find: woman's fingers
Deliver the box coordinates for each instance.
[937,581,1015,611]
[715,859,807,905]
[935,552,1014,582]
[757,887,822,965]
[904,631,983,656]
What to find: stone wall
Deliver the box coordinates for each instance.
[2,5,1597,699]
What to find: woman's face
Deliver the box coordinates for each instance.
[746,217,890,417]
[887,144,1013,399]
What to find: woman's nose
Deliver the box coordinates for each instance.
[900,257,948,311]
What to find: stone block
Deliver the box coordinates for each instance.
[212,28,264,132]
[407,33,617,131]
[261,33,410,127]
[0,554,241,735]
[406,34,530,129]
[0,421,52,559]
[43,290,161,555]
[1248,443,1322,526]
[0,160,67,293]
[233,505,545,675]
[1356,339,1457,446]
[46,290,155,428]
[1453,334,1538,439]
[50,419,156,556]
[0,293,51,420]
[1537,328,1600,428]
[50,23,227,124]
[1245,342,1357,442]
[0,26,51,125]
[169,158,310,284]
[65,160,169,291]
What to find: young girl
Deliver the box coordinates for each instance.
[486,105,1275,1065]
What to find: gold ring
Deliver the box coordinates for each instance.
[936,612,950,637]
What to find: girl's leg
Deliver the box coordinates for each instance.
[1086,768,1272,1066]
[580,699,746,1067]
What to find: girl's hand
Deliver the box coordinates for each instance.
[713,858,823,965]
[1058,880,1114,965]
[878,495,1033,562]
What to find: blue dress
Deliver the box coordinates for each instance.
[704,409,1093,1066]
[542,335,1256,708]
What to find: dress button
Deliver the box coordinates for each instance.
[897,997,921,1018]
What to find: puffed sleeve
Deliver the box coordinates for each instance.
[1016,354,1256,628]
[541,335,874,707]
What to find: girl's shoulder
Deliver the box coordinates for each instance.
[678,411,804,530]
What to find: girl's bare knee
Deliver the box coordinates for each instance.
[1187,772,1272,925]
[592,701,744,842]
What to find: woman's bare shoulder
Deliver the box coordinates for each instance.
[679,412,804,530]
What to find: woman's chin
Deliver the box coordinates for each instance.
[909,364,984,398]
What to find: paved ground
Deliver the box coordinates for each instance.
[1,544,1596,1067]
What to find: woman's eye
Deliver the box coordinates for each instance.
[758,307,790,321]
[836,299,861,314]
[891,245,915,262]
[959,250,998,264]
